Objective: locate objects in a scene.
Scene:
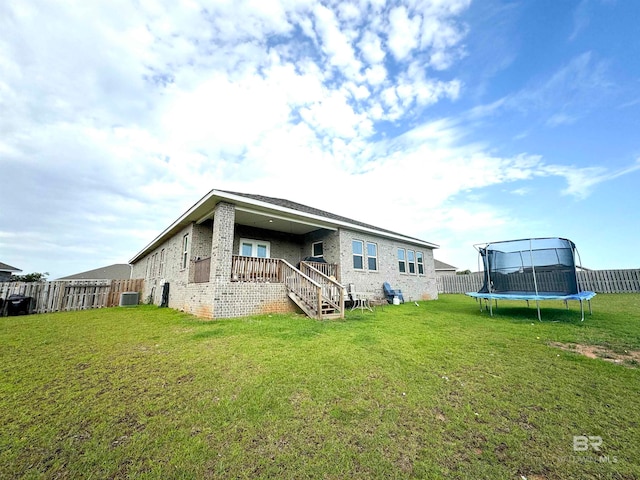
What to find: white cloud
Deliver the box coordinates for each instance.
[6,0,637,278]
[358,31,386,64]
[387,6,422,61]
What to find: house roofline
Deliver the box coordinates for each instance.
[129,189,439,263]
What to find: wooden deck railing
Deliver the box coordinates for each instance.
[300,261,344,316]
[231,256,281,283]
[305,261,339,280]
[210,256,344,319]
[193,257,211,283]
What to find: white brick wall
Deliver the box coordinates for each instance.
[131,203,438,320]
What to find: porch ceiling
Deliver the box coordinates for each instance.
[233,208,335,235]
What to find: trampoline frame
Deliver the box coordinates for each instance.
[466,237,596,321]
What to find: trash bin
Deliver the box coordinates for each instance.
[6,294,35,315]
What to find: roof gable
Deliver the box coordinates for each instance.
[434,259,457,270]
[0,262,22,273]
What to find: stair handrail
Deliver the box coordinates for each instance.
[280,259,323,317]
[300,261,345,318]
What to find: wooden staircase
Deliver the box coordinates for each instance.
[280,260,344,320]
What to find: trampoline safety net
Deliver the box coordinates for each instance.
[478,237,579,295]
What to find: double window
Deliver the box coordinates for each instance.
[239,238,270,258]
[352,240,378,271]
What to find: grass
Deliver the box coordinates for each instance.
[1,294,639,479]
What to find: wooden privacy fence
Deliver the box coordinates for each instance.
[437,269,640,294]
[0,279,144,314]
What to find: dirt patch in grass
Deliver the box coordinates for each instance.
[550,342,640,367]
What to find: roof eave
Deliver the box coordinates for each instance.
[129,189,438,263]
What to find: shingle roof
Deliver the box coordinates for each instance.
[58,264,132,280]
[434,259,457,271]
[0,262,21,273]
[218,190,430,245]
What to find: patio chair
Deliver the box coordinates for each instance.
[383,282,404,304]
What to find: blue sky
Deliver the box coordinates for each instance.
[1,0,639,279]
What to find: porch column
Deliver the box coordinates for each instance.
[209,202,235,283]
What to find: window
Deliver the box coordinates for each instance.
[352,240,364,269]
[239,239,270,258]
[398,248,406,273]
[182,234,189,269]
[367,242,378,271]
[159,249,165,277]
[417,251,424,275]
[312,241,324,258]
[407,250,416,274]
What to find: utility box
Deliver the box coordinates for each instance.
[119,292,139,307]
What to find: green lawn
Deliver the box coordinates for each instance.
[1,294,639,479]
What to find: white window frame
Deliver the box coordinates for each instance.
[366,242,378,271]
[159,249,165,277]
[407,250,416,274]
[239,238,271,258]
[417,251,424,275]
[398,248,406,273]
[182,234,189,270]
[312,241,324,258]
[152,253,157,277]
[352,240,364,270]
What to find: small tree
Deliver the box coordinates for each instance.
[456,269,471,275]
[10,272,49,282]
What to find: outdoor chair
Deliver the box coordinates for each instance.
[383,282,404,304]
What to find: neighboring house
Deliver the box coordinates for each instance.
[58,264,132,280]
[434,259,457,277]
[0,262,22,282]
[129,189,439,320]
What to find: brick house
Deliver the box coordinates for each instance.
[129,190,439,319]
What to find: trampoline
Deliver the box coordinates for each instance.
[465,237,595,321]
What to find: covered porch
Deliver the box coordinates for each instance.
[190,200,345,320]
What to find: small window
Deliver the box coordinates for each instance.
[417,251,424,275]
[352,240,364,270]
[398,248,406,273]
[159,249,165,277]
[367,242,378,271]
[182,234,189,269]
[239,238,270,258]
[312,241,324,257]
[407,250,416,274]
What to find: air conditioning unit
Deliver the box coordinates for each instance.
[119,292,139,307]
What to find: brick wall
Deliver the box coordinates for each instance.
[213,282,299,318]
[234,225,304,265]
[338,228,438,302]
[131,224,192,305]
